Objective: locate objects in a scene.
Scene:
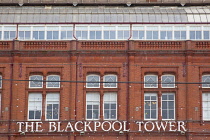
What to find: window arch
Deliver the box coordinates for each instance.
[46,75,60,88]
[29,75,43,88]
[144,74,158,88]
[86,74,100,88]
[161,74,175,88]
[103,74,117,88]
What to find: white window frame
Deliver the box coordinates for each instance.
[202,93,210,121]
[45,93,60,121]
[161,93,175,120]
[103,26,116,40]
[60,26,73,40]
[144,93,158,120]
[86,74,100,88]
[0,75,2,89]
[89,26,102,40]
[144,74,158,88]
[86,92,100,120]
[103,92,117,120]
[174,26,186,40]
[46,75,60,88]
[46,26,59,40]
[75,26,88,40]
[3,26,16,40]
[202,75,210,88]
[103,74,117,88]
[117,26,130,40]
[18,26,31,40]
[132,26,145,40]
[29,75,43,88]
[28,93,42,121]
[189,26,202,40]
[161,74,175,88]
[32,26,45,40]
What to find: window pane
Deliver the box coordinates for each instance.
[202,75,210,88]
[47,75,60,88]
[29,75,43,88]
[104,75,117,88]
[144,75,158,88]
[204,31,209,39]
[110,31,116,39]
[46,93,59,120]
[96,31,101,39]
[144,93,157,120]
[90,31,95,39]
[86,75,100,88]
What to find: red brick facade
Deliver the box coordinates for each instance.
[0,40,210,139]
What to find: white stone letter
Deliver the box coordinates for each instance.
[178,121,187,132]
[144,121,155,132]
[49,122,57,132]
[169,121,177,132]
[112,121,122,131]
[155,121,168,131]
[35,122,43,132]
[75,121,84,132]
[84,121,92,132]
[65,122,75,132]
[123,121,130,132]
[94,121,101,131]
[25,122,34,132]
[17,122,24,132]
[101,121,112,131]
[136,121,144,131]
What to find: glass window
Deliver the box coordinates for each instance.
[86,92,100,120]
[46,93,59,120]
[86,74,100,88]
[61,26,73,40]
[146,26,158,40]
[160,27,172,40]
[46,27,59,40]
[132,26,144,40]
[202,93,210,120]
[203,27,210,40]
[46,75,60,88]
[4,26,16,40]
[76,26,88,40]
[104,26,116,40]
[28,93,42,120]
[162,93,175,120]
[190,27,202,40]
[202,75,210,88]
[103,75,117,88]
[117,26,129,40]
[144,75,158,88]
[89,26,102,40]
[29,75,43,88]
[104,92,117,120]
[174,26,186,40]
[18,26,31,40]
[144,93,157,120]
[33,27,45,40]
[161,75,175,88]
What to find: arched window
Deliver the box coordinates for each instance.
[161,74,175,88]
[29,75,43,88]
[202,75,210,88]
[103,74,117,88]
[86,74,100,88]
[144,75,158,88]
[46,75,60,88]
